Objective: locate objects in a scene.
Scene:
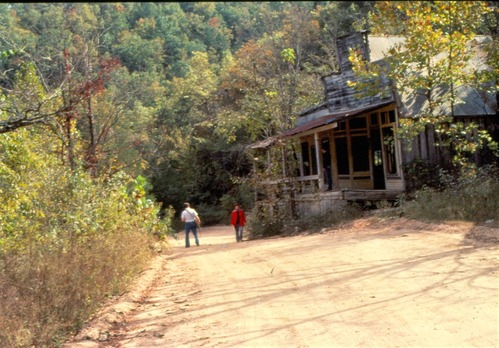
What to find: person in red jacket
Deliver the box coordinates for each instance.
[230,203,246,242]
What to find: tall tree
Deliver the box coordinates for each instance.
[311,1,374,73]
[349,1,498,167]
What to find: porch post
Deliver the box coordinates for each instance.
[394,107,405,186]
[314,132,324,191]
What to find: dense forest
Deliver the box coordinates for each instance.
[0,2,375,219]
[0,2,377,345]
[0,2,497,346]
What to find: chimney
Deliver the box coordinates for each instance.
[336,30,370,73]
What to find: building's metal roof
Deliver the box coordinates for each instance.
[368,35,496,116]
[249,100,394,149]
[250,34,496,150]
[399,84,496,118]
[296,102,329,126]
[368,36,406,62]
[368,35,490,65]
[279,100,394,139]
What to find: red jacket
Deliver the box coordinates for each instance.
[231,209,246,226]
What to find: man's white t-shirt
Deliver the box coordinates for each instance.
[181,208,198,222]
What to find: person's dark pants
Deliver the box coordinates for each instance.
[324,166,332,190]
[185,221,199,247]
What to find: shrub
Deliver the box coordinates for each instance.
[195,203,228,226]
[290,202,364,233]
[0,130,170,347]
[247,200,364,239]
[402,158,453,194]
[402,164,499,224]
[246,201,290,239]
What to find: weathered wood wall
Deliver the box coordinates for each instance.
[324,32,393,115]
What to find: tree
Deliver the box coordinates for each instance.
[310,1,374,74]
[148,51,221,211]
[349,1,498,168]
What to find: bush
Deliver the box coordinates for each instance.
[402,164,499,224]
[247,200,364,239]
[246,201,290,239]
[290,202,364,233]
[247,211,286,239]
[219,182,254,214]
[402,158,453,194]
[0,130,170,347]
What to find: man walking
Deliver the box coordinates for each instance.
[181,202,200,247]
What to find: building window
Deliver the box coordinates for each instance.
[301,142,311,176]
[374,150,382,166]
[335,137,349,175]
[382,127,397,175]
[349,117,367,129]
[310,145,318,175]
[301,141,318,176]
[351,135,370,172]
[389,110,396,123]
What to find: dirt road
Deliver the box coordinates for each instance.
[66,217,498,348]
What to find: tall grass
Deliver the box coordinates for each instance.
[401,164,499,225]
[0,130,173,347]
[247,200,364,239]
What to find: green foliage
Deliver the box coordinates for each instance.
[308,1,374,73]
[401,164,499,224]
[247,203,289,239]
[2,1,366,215]
[349,1,497,168]
[219,181,254,212]
[281,48,296,64]
[191,203,226,227]
[291,203,364,233]
[313,1,373,38]
[247,200,364,239]
[113,32,165,74]
[402,158,454,194]
[0,128,170,346]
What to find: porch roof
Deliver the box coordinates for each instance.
[279,100,394,139]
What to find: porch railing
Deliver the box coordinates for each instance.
[260,175,321,193]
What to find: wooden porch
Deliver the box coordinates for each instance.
[273,175,403,201]
[262,175,402,202]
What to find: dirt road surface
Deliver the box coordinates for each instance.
[66,217,498,348]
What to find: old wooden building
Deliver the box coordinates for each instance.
[251,31,498,216]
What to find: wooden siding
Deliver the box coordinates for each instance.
[323,32,394,115]
[256,32,497,219]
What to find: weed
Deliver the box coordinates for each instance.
[247,200,364,238]
[401,164,499,225]
[0,167,167,347]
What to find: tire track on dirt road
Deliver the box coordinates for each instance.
[65,221,498,348]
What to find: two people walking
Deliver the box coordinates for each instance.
[182,202,247,247]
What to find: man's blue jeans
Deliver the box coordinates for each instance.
[234,224,243,242]
[185,221,199,247]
